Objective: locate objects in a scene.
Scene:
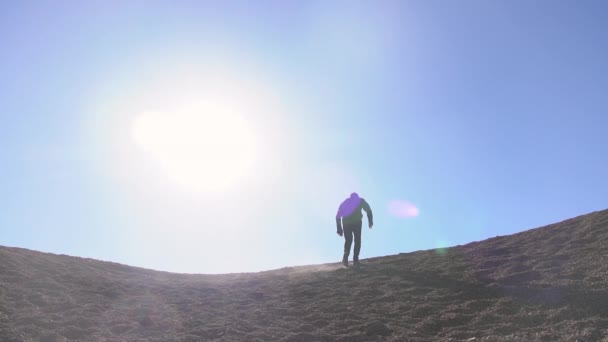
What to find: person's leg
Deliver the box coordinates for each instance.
[353,221,362,263]
[343,224,354,265]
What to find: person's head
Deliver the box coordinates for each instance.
[350,192,360,200]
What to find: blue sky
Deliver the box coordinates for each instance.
[1,1,607,273]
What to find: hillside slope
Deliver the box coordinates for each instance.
[1,210,608,341]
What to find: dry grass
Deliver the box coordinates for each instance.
[1,209,608,341]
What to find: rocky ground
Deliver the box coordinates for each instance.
[1,209,608,341]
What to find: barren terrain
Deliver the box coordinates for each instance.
[1,210,608,341]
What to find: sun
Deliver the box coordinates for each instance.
[131,103,257,192]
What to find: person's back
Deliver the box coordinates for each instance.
[335,192,373,267]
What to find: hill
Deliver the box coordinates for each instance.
[1,210,608,341]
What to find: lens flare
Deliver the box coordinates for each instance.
[388,200,419,218]
[434,240,451,256]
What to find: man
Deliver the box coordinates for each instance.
[335,192,373,267]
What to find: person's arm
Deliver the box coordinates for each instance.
[336,205,344,236]
[362,199,373,228]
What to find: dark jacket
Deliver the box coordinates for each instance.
[336,197,373,231]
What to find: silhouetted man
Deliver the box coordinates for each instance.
[336,192,373,267]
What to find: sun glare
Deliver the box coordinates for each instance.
[132,103,257,192]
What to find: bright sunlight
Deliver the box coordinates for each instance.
[131,102,257,192]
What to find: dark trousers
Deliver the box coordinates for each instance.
[343,220,362,262]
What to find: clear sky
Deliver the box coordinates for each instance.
[1,1,607,274]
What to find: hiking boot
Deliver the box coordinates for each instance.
[353,260,361,267]
[342,258,349,267]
